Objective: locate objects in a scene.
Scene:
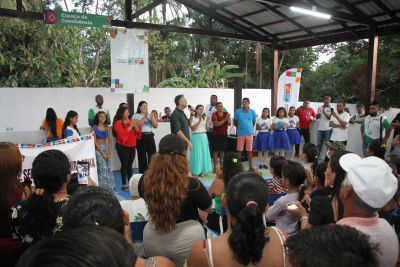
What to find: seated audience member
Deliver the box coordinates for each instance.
[391,134,400,156]
[120,174,149,222]
[266,161,306,236]
[338,153,399,266]
[188,172,287,267]
[267,155,287,194]
[62,186,174,266]
[139,134,212,267]
[379,161,399,215]
[62,110,81,138]
[205,151,243,233]
[325,141,346,161]
[300,143,318,205]
[16,226,137,267]
[66,173,79,195]
[285,224,379,267]
[0,143,26,267]
[366,139,386,159]
[11,150,70,244]
[162,107,172,121]
[40,108,64,142]
[312,162,328,190]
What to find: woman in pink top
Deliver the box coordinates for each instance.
[112,106,141,191]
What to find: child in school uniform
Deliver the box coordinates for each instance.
[272,107,291,157]
[254,108,274,169]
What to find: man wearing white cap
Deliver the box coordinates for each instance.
[338,153,399,267]
[119,174,149,223]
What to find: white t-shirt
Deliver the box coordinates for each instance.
[190,117,207,133]
[119,199,149,223]
[273,117,288,131]
[330,112,350,141]
[256,117,272,132]
[287,115,299,130]
[317,106,333,131]
[205,104,216,131]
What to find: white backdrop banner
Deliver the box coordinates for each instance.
[110,28,149,93]
[277,68,302,111]
[18,134,98,185]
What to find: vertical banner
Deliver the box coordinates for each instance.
[110,28,149,93]
[277,68,302,111]
[18,134,98,185]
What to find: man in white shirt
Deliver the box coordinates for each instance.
[338,154,399,267]
[329,100,350,146]
[316,96,333,155]
[119,174,149,222]
[88,95,111,126]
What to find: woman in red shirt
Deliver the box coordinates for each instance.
[113,106,142,191]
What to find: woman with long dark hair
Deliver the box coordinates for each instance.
[11,150,70,244]
[133,101,158,173]
[63,110,81,138]
[92,111,116,192]
[113,106,142,191]
[139,134,212,267]
[188,172,287,267]
[0,143,25,267]
[40,108,64,142]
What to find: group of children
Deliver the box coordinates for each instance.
[254,106,301,168]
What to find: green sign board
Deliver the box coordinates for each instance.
[43,10,110,29]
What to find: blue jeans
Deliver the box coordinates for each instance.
[317,130,332,153]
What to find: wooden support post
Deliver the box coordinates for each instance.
[234,77,243,111]
[367,27,378,103]
[127,94,135,117]
[125,0,132,21]
[271,41,279,114]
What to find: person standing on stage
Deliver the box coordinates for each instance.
[133,101,158,174]
[295,100,315,156]
[234,97,256,170]
[170,94,192,150]
[88,95,111,126]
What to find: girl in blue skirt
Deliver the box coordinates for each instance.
[272,107,291,157]
[254,108,273,169]
[287,106,301,160]
[189,105,213,176]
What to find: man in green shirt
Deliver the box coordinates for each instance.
[170,94,192,150]
[88,95,111,126]
[361,101,391,146]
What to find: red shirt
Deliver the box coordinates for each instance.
[296,106,316,129]
[113,120,142,147]
[212,112,228,135]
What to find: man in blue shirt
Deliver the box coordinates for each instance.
[234,97,256,170]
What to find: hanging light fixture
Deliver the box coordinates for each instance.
[290,5,332,19]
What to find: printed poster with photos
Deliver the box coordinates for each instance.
[110,28,150,93]
[277,68,302,111]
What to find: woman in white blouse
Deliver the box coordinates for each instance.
[189,105,213,176]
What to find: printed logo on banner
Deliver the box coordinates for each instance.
[277,68,303,111]
[17,134,98,185]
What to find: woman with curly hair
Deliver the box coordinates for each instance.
[139,134,212,267]
[188,172,288,267]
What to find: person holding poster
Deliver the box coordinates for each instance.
[62,110,81,138]
[234,98,257,170]
[113,106,142,191]
[91,111,116,192]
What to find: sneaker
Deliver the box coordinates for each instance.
[263,165,268,169]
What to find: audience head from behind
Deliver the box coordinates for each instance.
[366,140,386,159]
[222,151,244,187]
[144,134,189,233]
[0,142,23,237]
[286,224,379,267]
[16,226,137,267]
[314,162,328,189]
[62,186,126,235]
[282,161,307,191]
[66,173,79,195]
[302,143,318,175]
[325,141,346,160]
[325,150,351,200]
[225,172,269,265]
[269,155,287,179]
[339,153,397,214]
[11,150,70,244]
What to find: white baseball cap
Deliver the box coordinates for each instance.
[129,174,142,197]
[339,154,398,209]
